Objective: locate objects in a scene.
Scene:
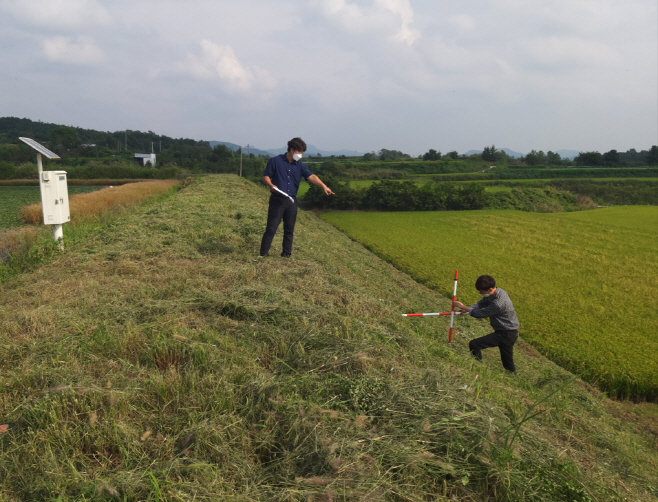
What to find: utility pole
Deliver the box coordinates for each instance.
[125,130,127,151]
[239,147,242,177]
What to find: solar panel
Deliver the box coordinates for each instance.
[19,137,60,159]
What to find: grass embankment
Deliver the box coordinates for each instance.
[321,208,658,401]
[1,175,657,500]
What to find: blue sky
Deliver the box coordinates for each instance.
[0,0,656,155]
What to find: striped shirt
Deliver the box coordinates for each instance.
[468,288,520,331]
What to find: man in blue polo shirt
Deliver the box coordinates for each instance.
[259,137,334,257]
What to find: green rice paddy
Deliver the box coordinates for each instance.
[321,206,658,400]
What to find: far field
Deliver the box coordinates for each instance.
[321,206,658,401]
[0,185,105,229]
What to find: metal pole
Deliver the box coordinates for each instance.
[52,224,63,250]
[449,270,459,344]
[240,148,242,177]
[37,152,43,178]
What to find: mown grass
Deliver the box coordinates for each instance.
[1,175,656,501]
[0,186,106,229]
[321,207,658,401]
[1,181,181,283]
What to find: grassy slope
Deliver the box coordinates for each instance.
[0,175,656,501]
[319,208,658,401]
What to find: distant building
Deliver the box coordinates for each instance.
[134,153,156,167]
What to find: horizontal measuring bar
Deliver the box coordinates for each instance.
[402,312,468,317]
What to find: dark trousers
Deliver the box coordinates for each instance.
[260,195,297,256]
[469,330,518,372]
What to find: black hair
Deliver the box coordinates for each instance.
[475,275,496,291]
[287,137,307,153]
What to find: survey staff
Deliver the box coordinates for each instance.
[453,275,521,372]
[259,137,334,258]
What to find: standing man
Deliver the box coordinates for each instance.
[259,137,334,258]
[452,275,520,373]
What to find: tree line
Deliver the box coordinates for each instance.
[301,176,656,213]
[2,117,656,172]
[421,145,658,167]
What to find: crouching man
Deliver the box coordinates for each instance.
[453,275,520,373]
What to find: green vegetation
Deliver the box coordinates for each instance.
[424,168,658,182]
[300,175,657,212]
[2,118,656,187]
[299,177,658,199]
[321,207,658,401]
[0,161,186,181]
[302,179,597,212]
[1,176,657,500]
[0,186,105,229]
[0,117,265,177]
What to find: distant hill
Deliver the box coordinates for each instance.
[209,142,366,158]
[265,145,366,157]
[463,148,525,158]
[207,141,271,157]
[0,116,202,153]
[555,149,580,160]
[463,148,581,160]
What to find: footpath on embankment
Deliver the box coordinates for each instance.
[0,174,656,501]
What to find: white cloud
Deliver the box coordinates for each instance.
[43,35,105,65]
[0,0,654,153]
[523,36,621,67]
[376,0,419,44]
[176,40,276,96]
[449,14,477,32]
[1,0,111,29]
[319,0,420,45]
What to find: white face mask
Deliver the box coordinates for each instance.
[292,153,303,161]
[480,293,491,298]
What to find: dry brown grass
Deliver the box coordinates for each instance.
[19,180,180,224]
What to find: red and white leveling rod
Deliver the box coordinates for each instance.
[401,270,460,344]
[401,312,466,317]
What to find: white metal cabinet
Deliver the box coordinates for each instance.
[40,170,70,225]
